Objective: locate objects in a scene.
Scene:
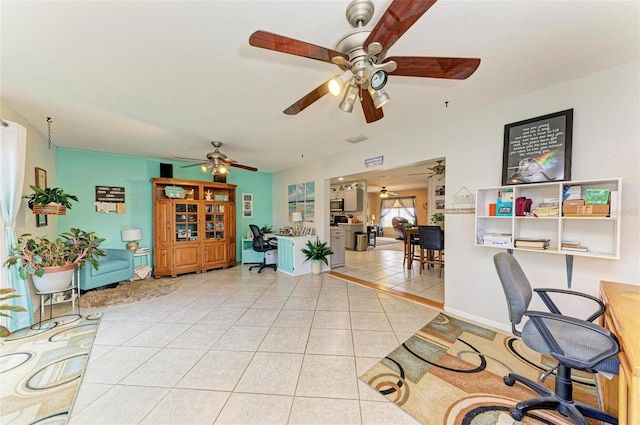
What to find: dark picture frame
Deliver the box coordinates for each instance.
[36,213,48,227]
[35,167,48,227]
[502,109,573,185]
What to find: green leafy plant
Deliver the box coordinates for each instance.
[4,228,106,279]
[26,185,79,210]
[0,288,27,337]
[259,224,274,234]
[301,238,334,266]
[430,213,444,225]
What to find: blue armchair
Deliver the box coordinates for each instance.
[78,248,134,291]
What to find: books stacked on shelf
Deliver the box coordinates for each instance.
[480,233,512,247]
[532,197,559,217]
[514,238,550,249]
[560,240,589,252]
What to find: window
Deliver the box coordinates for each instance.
[380,197,417,227]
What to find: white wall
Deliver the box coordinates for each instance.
[273,60,640,329]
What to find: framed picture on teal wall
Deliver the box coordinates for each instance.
[243,193,253,218]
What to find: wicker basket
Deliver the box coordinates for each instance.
[33,204,67,215]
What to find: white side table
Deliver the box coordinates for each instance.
[133,247,151,266]
[132,248,152,280]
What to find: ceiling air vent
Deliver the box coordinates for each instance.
[345,135,368,144]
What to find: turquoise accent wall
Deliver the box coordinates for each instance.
[56,148,272,262]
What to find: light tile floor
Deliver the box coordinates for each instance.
[69,267,440,425]
[339,239,444,304]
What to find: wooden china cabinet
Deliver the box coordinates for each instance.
[151,177,236,278]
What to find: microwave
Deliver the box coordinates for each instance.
[330,198,344,211]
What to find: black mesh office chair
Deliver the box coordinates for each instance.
[248,224,277,273]
[493,252,619,424]
[418,225,444,277]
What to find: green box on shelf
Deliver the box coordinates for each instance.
[585,189,610,205]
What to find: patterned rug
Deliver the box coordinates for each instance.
[0,314,102,424]
[360,313,600,424]
[80,278,177,308]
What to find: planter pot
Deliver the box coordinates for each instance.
[31,263,76,293]
[311,260,322,275]
[32,203,67,215]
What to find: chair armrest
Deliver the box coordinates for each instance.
[525,310,619,370]
[534,288,605,322]
[104,249,134,262]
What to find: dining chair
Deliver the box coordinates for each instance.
[402,225,421,269]
[418,225,444,277]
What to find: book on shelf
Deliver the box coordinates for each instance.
[514,238,550,249]
[561,240,581,248]
[561,245,589,252]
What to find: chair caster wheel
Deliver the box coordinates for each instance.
[510,409,524,421]
[504,376,516,386]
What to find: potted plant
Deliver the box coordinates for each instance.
[0,288,27,338]
[259,224,274,235]
[4,228,106,293]
[430,213,444,228]
[301,238,334,275]
[26,185,78,215]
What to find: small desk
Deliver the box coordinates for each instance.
[599,280,640,425]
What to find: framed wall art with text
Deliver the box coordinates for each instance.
[502,109,573,185]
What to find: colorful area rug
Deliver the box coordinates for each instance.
[80,278,177,308]
[0,314,101,424]
[360,313,599,424]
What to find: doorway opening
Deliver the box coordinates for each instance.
[328,158,446,305]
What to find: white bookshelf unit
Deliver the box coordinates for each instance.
[475,178,621,260]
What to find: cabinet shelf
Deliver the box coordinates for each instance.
[475,178,621,260]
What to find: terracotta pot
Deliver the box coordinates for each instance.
[31,263,76,293]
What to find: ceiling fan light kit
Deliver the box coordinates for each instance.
[248,0,480,123]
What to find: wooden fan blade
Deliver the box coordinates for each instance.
[283,79,331,115]
[360,89,384,123]
[230,163,258,172]
[249,30,348,64]
[387,56,480,79]
[365,0,438,57]
[407,172,433,176]
[180,162,208,169]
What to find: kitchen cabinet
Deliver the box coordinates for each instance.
[338,223,365,250]
[152,177,236,278]
[330,227,346,267]
[343,188,363,211]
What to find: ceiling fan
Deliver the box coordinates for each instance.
[177,141,258,175]
[248,0,480,123]
[379,186,398,198]
[408,160,445,180]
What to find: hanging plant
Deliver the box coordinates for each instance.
[26,185,78,215]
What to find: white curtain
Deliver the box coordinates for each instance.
[0,120,33,331]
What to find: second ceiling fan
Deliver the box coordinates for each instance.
[249,0,480,123]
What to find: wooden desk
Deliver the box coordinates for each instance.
[599,280,640,425]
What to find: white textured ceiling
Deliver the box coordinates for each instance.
[2,1,639,175]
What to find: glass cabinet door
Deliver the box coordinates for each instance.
[204,203,226,241]
[175,202,198,242]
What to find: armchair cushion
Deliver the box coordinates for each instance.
[79,248,134,291]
